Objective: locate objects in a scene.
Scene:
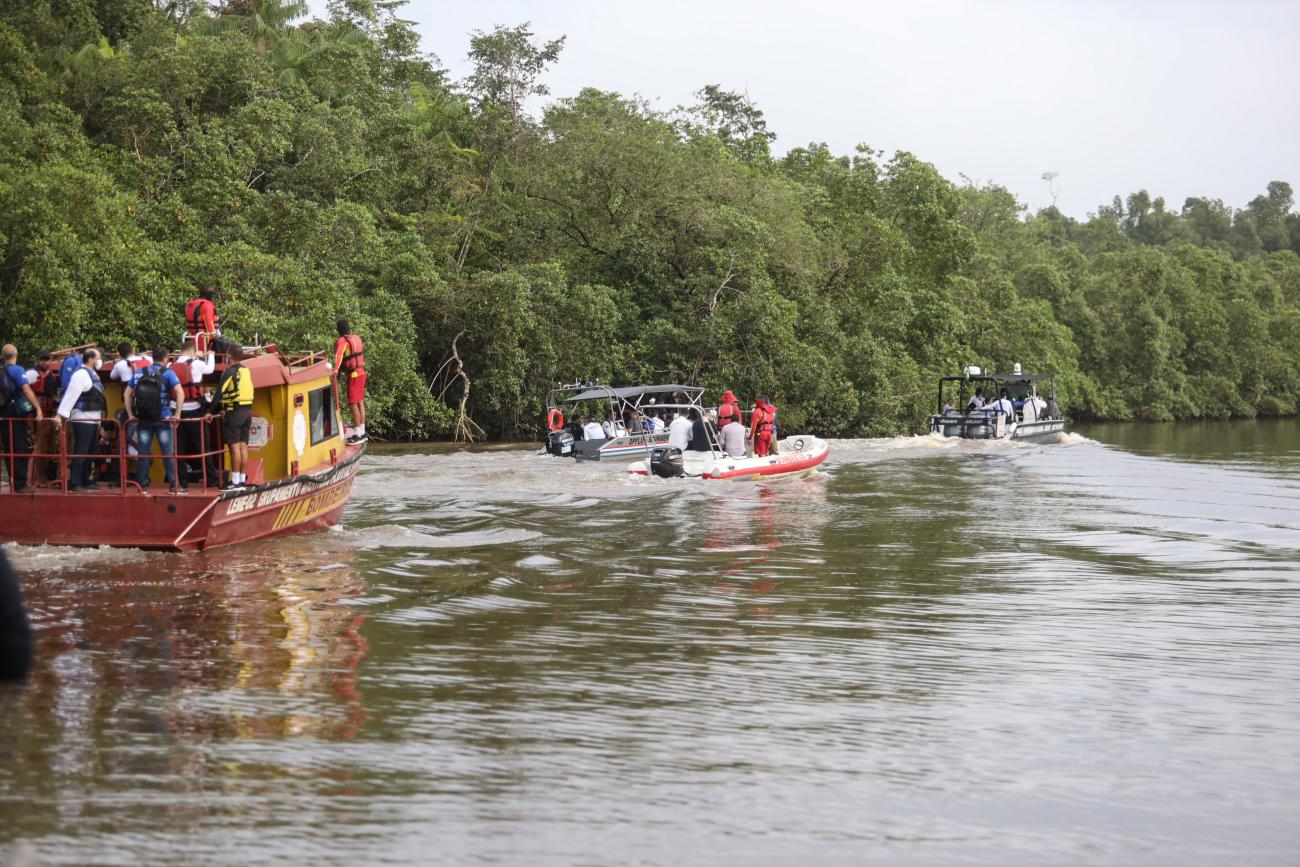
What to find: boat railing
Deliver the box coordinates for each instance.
[0,413,228,495]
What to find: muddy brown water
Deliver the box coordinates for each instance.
[3,421,1299,865]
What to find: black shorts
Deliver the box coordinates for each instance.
[222,407,253,445]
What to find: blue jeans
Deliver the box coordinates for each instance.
[135,421,177,488]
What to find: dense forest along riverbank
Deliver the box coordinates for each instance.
[3,421,1299,864]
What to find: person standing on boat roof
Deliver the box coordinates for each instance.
[334,320,367,444]
[749,395,776,457]
[667,408,693,451]
[185,282,222,354]
[54,347,106,492]
[125,343,185,494]
[1,345,43,493]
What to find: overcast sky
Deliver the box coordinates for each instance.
[306,0,1299,217]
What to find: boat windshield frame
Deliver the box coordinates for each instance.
[934,373,1056,416]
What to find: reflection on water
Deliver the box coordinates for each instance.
[3,424,1300,865]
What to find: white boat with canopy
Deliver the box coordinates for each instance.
[928,365,1067,443]
[542,383,704,461]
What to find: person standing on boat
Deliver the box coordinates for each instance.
[333,320,367,444]
[124,344,186,494]
[171,338,219,487]
[28,351,60,486]
[110,342,151,401]
[53,347,106,492]
[966,388,986,413]
[749,395,776,457]
[185,282,222,355]
[988,389,1015,418]
[1,345,42,493]
[667,409,693,452]
[212,344,254,489]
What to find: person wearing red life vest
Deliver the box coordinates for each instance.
[334,319,367,443]
[170,337,219,488]
[748,395,777,457]
[184,282,221,354]
[717,390,740,430]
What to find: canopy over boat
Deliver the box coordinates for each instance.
[559,384,704,404]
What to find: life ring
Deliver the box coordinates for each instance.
[547,407,565,431]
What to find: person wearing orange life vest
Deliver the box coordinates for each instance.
[748,394,777,457]
[334,319,367,443]
[184,282,221,354]
[717,389,740,430]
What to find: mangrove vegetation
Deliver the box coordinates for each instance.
[3,0,1300,438]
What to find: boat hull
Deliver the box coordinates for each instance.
[929,416,1066,442]
[571,432,669,461]
[628,436,829,480]
[0,443,365,552]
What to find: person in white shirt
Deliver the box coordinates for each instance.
[667,412,693,451]
[719,417,747,458]
[171,337,218,486]
[987,390,1015,418]
[601,411,625,439]
[109,341,151,399]
[1021,393,1038,422]
[581,417,605,441]
[966,388,986,413]
[53,347,106,492]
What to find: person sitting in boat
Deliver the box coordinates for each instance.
[624,408,642,433]
[667,409,693,452]
[719,415,747,458]
[687,408,712,452]
[602,411,625,439]
[582,416,604,441]
[1045,394,1060,419]
[717,390,740,429]
[966,388,986,413]
[942,399,957,415]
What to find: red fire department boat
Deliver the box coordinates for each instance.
[0,345,364,552]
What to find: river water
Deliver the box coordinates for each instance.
[3,421,1299,865]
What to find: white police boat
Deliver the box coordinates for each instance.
[928,365,1067,444]
[542,384,704,461]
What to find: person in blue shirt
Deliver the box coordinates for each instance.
[1,344,43,493]
[124,343,185,493]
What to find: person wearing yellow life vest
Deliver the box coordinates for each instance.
[211,344,254,490]
[333,319,367,443]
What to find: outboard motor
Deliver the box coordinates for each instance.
[547,429,574,457]
[649,446,684,478]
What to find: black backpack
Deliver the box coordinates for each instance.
[0,368,15,412]
[134,366,166,421]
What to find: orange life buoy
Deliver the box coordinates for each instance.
[547,407,564,431]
